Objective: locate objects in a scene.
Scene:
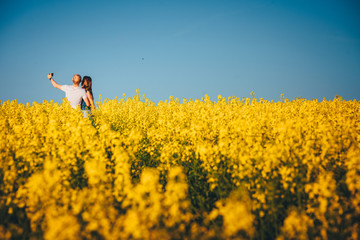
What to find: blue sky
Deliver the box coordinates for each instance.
[1,0,359,104]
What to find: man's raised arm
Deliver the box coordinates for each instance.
[47,73,62,90]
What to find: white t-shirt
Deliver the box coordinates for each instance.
[60,85,87,109]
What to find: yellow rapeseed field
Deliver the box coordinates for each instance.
[1,91,359,239]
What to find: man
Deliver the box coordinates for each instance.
[47,73,90,109]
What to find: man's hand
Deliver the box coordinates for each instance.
[48,75,62,90]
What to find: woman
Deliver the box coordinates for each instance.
[81,76,95,117]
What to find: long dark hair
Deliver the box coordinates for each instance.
[81,76,93,94]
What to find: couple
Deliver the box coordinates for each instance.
[47,73,94,117]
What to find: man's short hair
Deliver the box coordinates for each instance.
[72,74,81,85]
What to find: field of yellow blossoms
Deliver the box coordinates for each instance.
[1,91,360,239]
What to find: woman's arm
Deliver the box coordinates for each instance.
[84,97,90,108]
[87,91,95,110]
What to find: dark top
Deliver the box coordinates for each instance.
[81,90,94,110]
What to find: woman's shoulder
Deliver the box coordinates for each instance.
[86,90,94,97]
